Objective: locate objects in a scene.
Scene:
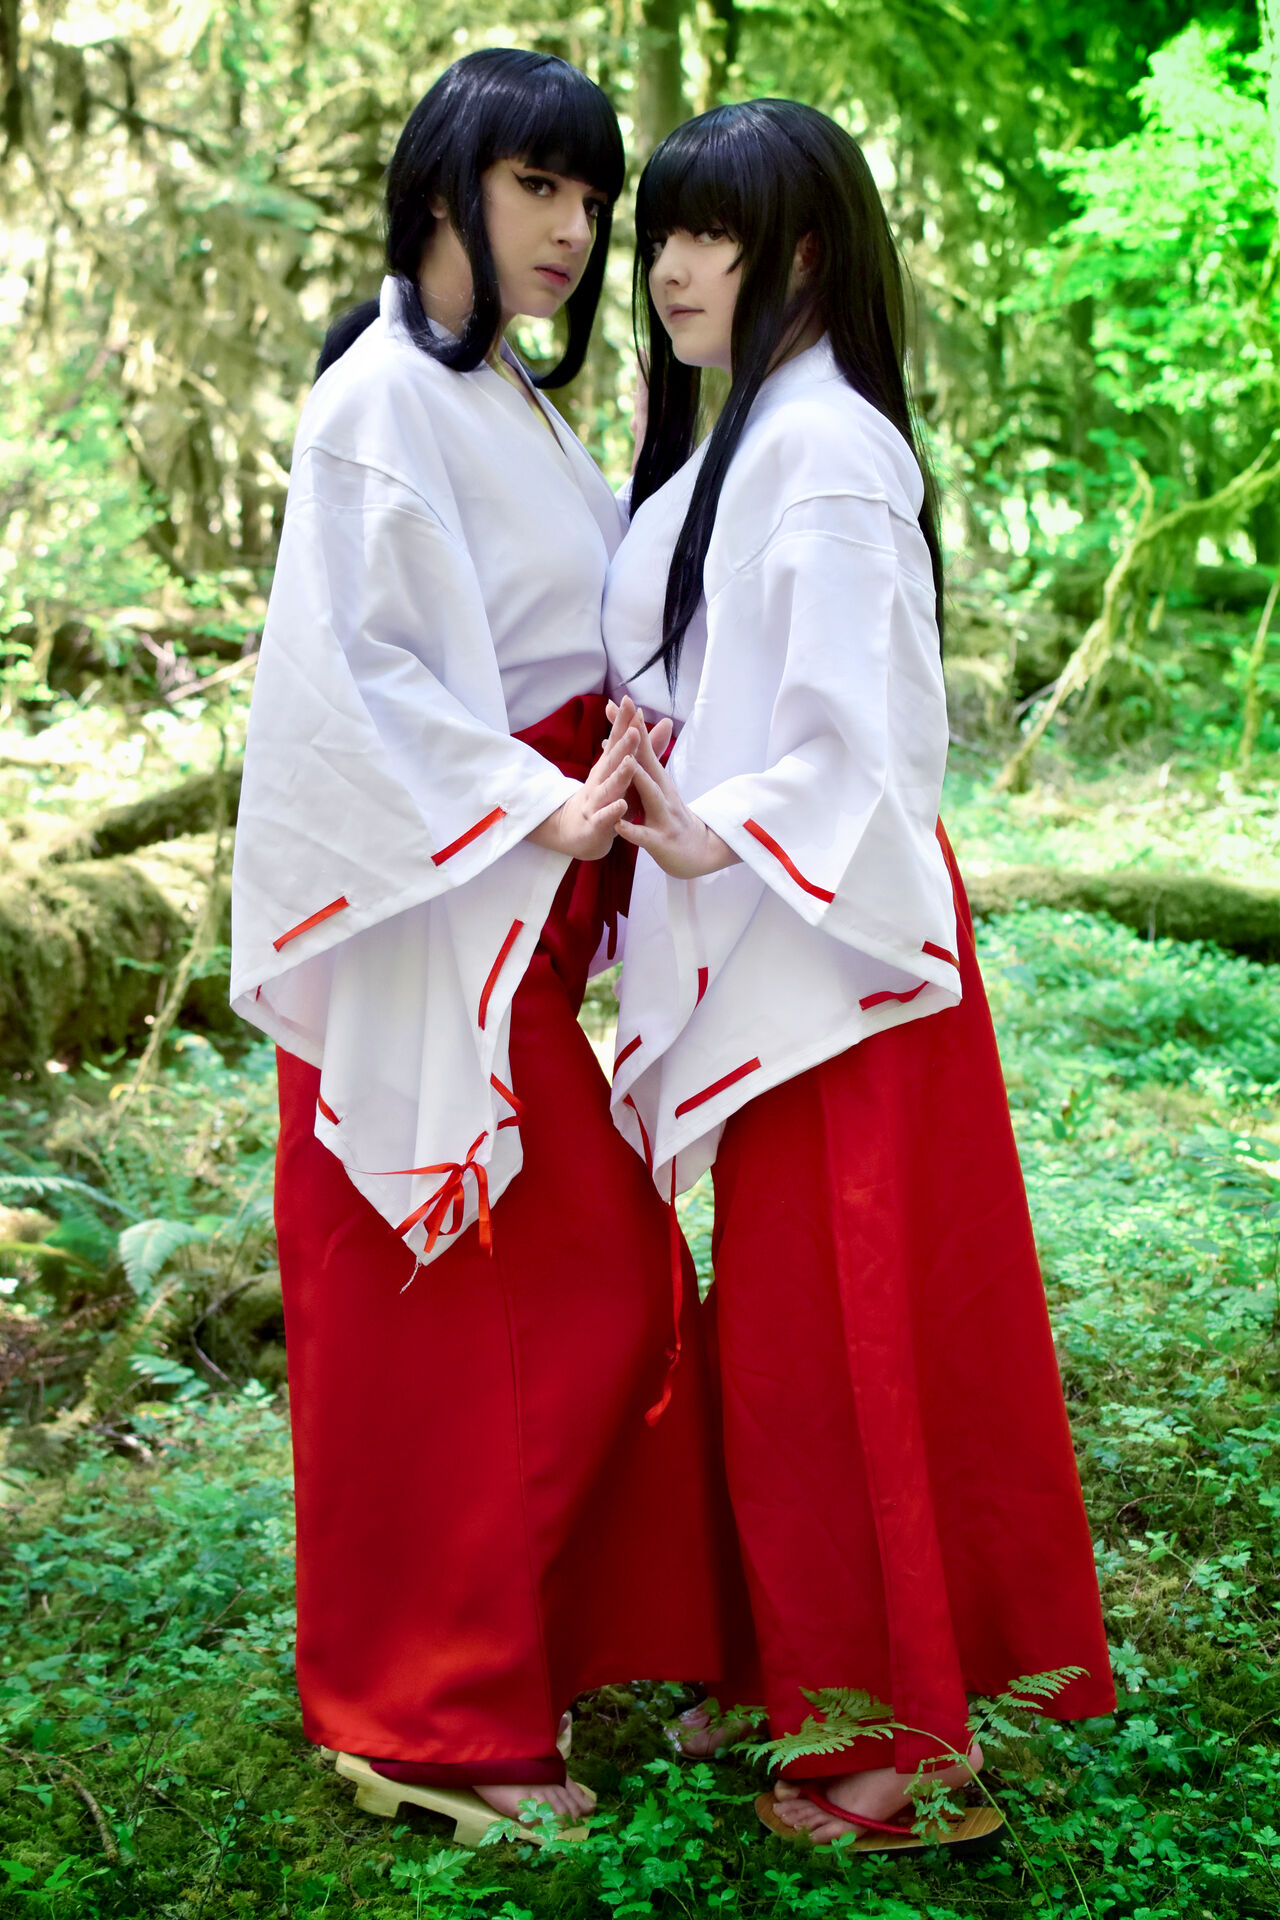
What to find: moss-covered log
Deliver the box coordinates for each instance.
[967,865,1280,963]
[5,853,1280,1076]
[0,856,233,1073]
[49,764,244,865]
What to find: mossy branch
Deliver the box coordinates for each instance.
[966,865,1280,964]
[998,435,1280,791]
[46,760,244,865]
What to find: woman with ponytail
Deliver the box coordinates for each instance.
[230,51,751,1841]
[602,100,1113,1850]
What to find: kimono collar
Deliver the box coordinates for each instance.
[378,273,458,345]
[757,333,839,399]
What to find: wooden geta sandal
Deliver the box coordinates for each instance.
[756,1781,1004,1854]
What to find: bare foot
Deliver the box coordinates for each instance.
[669,1702,760,1757]
[474,1774,596,1829]
[464,1714,589,1831]
[772,1739,983,1846]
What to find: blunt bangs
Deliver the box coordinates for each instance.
[473,54,625,203]
[632,97,945,690]
[635,107,787,258]
[382,48,623,387]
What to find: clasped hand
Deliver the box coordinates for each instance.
[607,696,737,879]
[529,695,735,877]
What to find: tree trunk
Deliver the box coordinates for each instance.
[637,0,687,159]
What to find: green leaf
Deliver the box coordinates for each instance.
[117,1218,210,1298]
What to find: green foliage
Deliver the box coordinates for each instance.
[1017,28,1276,444]
[0,363,169,672]
[7,880,1274,1915]
[117,1220,212,1303]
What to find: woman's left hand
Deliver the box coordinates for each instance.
[609,699,739,879]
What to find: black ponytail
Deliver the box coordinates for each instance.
[315,300,380,379]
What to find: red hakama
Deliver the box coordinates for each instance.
[275,695,752,1783]
[709,828,1114,1777]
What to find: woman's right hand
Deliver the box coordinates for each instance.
[527,720,638,861]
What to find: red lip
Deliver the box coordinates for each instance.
[536,266,571,287]
[665,306,702,320]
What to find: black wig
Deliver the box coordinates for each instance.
[318,48,624,387]
[631,99,944,686]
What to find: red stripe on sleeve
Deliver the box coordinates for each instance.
[860,981,928,1012]
[272,895,349,951]
[431,807,507,868]
[489,1073,523,1118]
[478,919,524,1031]
[491,1073,522,1130]
[614,1033,642,1075]
[674,1056,762,1118]
[922,940,959,968]
[743,819,835,903]
[623,1093,653,1172]
[696,966,709,1004]
[316,1094,340,1126]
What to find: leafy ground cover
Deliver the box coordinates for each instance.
[3,776,1280,1917]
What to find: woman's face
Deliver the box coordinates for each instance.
[648,229,742,373]
[482,157,607,322]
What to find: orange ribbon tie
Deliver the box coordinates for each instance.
[390,1131,492,1256]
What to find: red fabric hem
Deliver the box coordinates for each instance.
[370,1753,566,1788]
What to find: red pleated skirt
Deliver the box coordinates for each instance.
[274,695,753,1784]
[709,827,1115,1778]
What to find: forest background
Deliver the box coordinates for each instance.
[3,1,1280,1917]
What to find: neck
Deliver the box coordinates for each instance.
[416,230,510,357]
[769,306,824,375]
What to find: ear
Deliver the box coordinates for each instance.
[792,231,820,284]
[428,193,448,221]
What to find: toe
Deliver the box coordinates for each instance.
[774,1795,817,1831]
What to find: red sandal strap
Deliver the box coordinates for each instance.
[799,1785,916,1836]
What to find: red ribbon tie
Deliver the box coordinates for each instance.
[645,1162,685,1426]
[490,1073,523,1132]
[392,1131,492,1256]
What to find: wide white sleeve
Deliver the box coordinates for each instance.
[230,449,577,1000]
[687,492,954,970]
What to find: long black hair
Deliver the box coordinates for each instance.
[318,49,624,387]
[631,100,944,687]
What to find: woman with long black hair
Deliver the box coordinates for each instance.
[230,51,751,1842]
[602,99,1113,1850]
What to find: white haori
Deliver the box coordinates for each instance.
[603,336,960,1198]
[231,275,623,1263]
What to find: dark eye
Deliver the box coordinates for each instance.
[518,173,555,196]
[695,227,728,244]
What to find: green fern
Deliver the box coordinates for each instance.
[118,1218,211,1301]
[740,1690,894,1769]
[743,1670,1087,1771]
[969,1667,1089,1743]
[0,1171,136,1218]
